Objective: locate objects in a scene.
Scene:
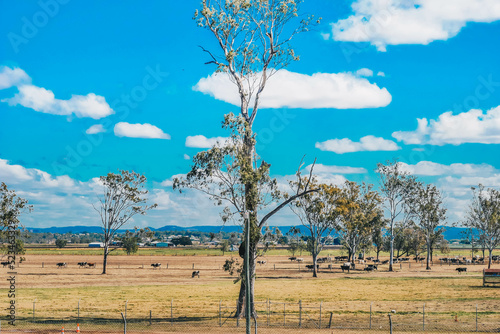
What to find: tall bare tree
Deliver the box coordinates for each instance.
[179,0,319,319]
[409,182,447,270]
[94,171,157,274]
[377,160,417,271]
[289,180,343,277]
[464,185,500,269]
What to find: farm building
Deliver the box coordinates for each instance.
[88,242,104,248]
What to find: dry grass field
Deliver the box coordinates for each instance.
[1,249,500,333]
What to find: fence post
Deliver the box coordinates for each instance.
[192,263,194,269]
[423,303,425,331]
[170,299,173,325]
[42,262,44,268]
[370,302,372,329]
[283,303,286,326]
[219,300,221,327]
[149,310,152,326]
[77,299,80,323]
[120,312,126,334]
[328,312,333,328]
[319,301,322,329]
[125,300,128,320]
[267,299,270,326]
[388,314,393,334]
[299,300,302,328]
[33,299,36,322]
[476,304,478,332]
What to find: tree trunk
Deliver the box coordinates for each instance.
[102,244,108,274]
[312,248,318,278]
[389,222,394,272]
[426,239,431,270]
[488,248,493,269]
[235,249,257,318]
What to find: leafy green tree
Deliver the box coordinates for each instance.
[220,239,231,255]
[408,182,447,270]
[289,181,343,277]
[336,182,382,265]
[94,171,157,274]
[55,238,67,248]
[377,160,417,271]
[464,184,500,269]
[1,183,32,264]
[172,236,193,246]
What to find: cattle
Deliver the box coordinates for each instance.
[358,259,365,264]
[317,257,331,263]
[372,259,380,264]
[192,270,200,278]
[87,263,96,268]
[366,264,378,270]
[1,261,10,268]
[257,260,266,265]
[340,265,351,273]
[366,257,374,261]
[456,267,467,274]
[364,266,374,271]
[381,260,389,264]
[288,257,297,261]
[305,264,319,271]
[335,256,349,262]
[151,263,161,269]
[78,262,87,268]
[296,258,304,262]
[56,262,67,268]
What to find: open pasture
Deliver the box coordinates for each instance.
[2,251,499,330]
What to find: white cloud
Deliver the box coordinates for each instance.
[356,68,374,77]
[392,105,500,145]
[315,135,401,154]
[0,66,31,89]
[377,71,386,77]
[185,135,229,148]
[86,124,105,135]
[1,67,114,119]
[398,161,496,176]
[183,154,190,160]
[2,84,114,119]
[332,0,500,51]
[194,69,391,109]
[114,122,171,139]
[306,163,367,174]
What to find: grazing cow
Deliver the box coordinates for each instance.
[1,261,11,268]
[340,265,350,273]
[192,270,200,278]
[364,266,374,271]
[366,257,374,261]
[456,267,467,274]
[358,259,365,264]
[257,260,266,265]
[87,263,96,268]
[381,260,389,264]
[373,259,380,264]
[305,264,319,271]
[288,257,297,261]
[78,262,87,268]
[366,264,378,271]
[296,258,304,262]
[151,263,161,269]
[56,262,67,268]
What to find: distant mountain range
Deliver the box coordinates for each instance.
[26,224,469,240]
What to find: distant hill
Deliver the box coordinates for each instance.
[25,224,470,240]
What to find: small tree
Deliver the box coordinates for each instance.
[94,171,157,274]
[1,183,32,264]
[55,239,67,248]
[220,239,231,255]
[289,181,342,277]
[172,236,193,246]
[464,185,500,269]
[409,182,447,270]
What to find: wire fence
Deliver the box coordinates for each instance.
[2,299,500,334]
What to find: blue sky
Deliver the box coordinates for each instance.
[1,0,500,228]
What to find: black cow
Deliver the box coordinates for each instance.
[456,267,467,274]
[288,257,296,261]
[56,262,67,268]
[151,263,161,269]
[364,266,374,271]
[257,260,267,265]
[340,265,350,273]
[1,261,10,268]
[305,264,319,271]
[78,262,87,268]
[192,270,200,278]
[87,262,96,268]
